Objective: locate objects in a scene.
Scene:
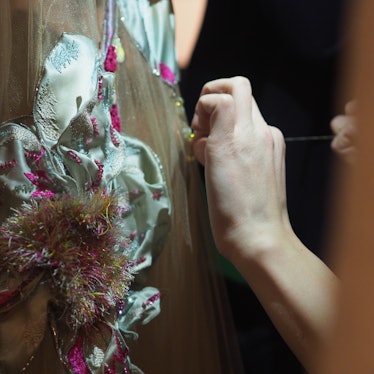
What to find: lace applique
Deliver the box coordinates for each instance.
[0,124,40,152]
[105,144,127,177]
[34,82,58,141]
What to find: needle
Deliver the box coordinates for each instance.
[285,135,334,142]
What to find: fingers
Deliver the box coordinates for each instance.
[191,92,235,165]
[345,99,357,115]
[192,91,236,138]
[191,77,252,165]
[330,128,356,164]
[192,77,253,133]
[201,77,254,121]
[330,101,357,164]
[192,137,207,165]
[191,77,268,165]
[330,114,356,136]
[189,77,290,262]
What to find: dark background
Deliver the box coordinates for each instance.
[180,1,349,372]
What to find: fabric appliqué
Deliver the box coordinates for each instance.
[0,27,170,373]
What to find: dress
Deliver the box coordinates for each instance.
[0,1,242,373]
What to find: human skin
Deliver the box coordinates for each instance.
[191,76,338,373]
[330,100,357,164]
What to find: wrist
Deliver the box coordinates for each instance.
[219,221,299,273]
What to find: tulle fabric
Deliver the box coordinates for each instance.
[0,1,244,373]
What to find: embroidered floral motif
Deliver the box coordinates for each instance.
[49,39,80,73]
[0,26,171,373]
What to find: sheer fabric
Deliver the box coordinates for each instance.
[0,1,243,373]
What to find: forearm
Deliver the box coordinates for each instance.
[230,228,338,372]
[190,76,338,371]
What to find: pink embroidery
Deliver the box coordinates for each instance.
[135,256,146,266]
[36,169,49,180]
[142,292,162,308]
[98,75,104,101]
[88,160,104,190]
[152,191,163,200]
[24,147,45,166]
[67,336,90,374]
[95,160,103,182]
[128,189,140,201]
[25,169,54,196]
[104,332,129,374]
[0,289,19,306]
[159,62,175,84]
[126,256,146,269]
[24,169,53,196]
[109,126,120,147]
[110,104,121,132]
[0,159,16,170]
[24,172,48,190]
[104,45,118,72]
[90,117,100,136]
[67,150,82,164]
[35,148,46,165]
[129,231,137,240]
[31,190,55,198]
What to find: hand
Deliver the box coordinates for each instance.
[330,100,357,164]
[191,77,292,263]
